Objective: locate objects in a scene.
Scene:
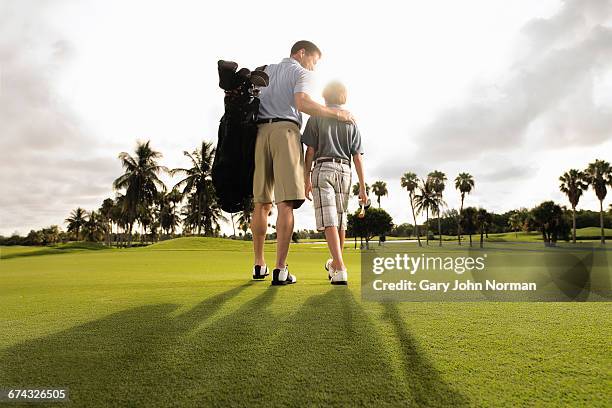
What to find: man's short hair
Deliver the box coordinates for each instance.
[290,40,322,57]
[323,81,347,105]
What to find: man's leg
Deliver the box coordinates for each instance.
[275,201,294,269]
[251,202,272,266]
[325,226,346,271]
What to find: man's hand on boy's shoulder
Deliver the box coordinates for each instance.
[334,109,356,124]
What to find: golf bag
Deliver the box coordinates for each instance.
[212,60,268,213]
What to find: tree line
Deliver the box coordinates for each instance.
[1,139,610,248]
[1,141,234,247]
[347,159,612,248]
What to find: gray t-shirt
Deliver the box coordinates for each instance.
[301,106,364,161]
[258,57,315,127]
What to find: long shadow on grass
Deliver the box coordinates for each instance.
[1,246,108,260]
[0,282,254,406]
[381,302,469,407]
[1,248,69,260]
[0,284,468,407]
[198,287,469,406]
[256,287,420,406]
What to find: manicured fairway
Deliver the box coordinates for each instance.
[1,238,611,407]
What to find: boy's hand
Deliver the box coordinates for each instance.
[359,187,368,204]
[305,181,313,201]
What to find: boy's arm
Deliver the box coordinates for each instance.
[352,153,368,203]
[304,146,316,200]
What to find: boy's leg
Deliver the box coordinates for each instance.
[325,226,346,271]
[275,201,294,269]
[339,228,346,251]
[332,164,351,271]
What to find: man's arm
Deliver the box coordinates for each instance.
[304,146,315,200]
[295,92,354,123]
[352,153,368,203]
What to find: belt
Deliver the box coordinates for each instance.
[256,117,300,128]
[315,157,350,166]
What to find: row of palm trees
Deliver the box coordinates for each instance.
[351,172,474,247]
[354,159,610,246]
[65,140,235,246]
[559,159,612,244]
[398,171,473,247]
[64,140,609,247]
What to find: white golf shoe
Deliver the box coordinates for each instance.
[252,264,269,280]
[325,258,333,280]
[271,265,297,286]
[330,269,348,285]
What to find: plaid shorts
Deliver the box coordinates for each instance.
[311,161,352,231]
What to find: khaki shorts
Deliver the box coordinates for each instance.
[253,121,305,208]
[311,161,352,231]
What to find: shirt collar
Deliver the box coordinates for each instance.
[282,57,301,66]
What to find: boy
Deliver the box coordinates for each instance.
[302,81,368,285]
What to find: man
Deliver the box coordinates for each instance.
[250,40,354,285]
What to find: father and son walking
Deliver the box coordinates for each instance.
[249,40,368,286]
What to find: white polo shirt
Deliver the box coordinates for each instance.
[257,57,315,128]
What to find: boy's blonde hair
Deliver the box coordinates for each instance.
[322,81,347,105]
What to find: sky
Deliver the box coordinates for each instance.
[1,0,611,236]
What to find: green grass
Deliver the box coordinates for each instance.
[575,227,612,239]
[0,238,610,406]
[0,242,109,260]
[384,227,612,243]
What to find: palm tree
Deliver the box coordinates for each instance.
[111,194,128,247]
[371,181,388,208]
[428,171,447,246]
[559,169,588,243]
[65,207,87,241]
[83,210,107,242]
[508,212,522,238]
[454,173,475,245]
[158,189,182,237]
[156,191,170,237]
[201,182,227,236]
[113,141,168,246]
[99,198,115,246]
[138,205,153,244]
[181,188,226,236]
[430,194,447,247]
[400,172,422,246]
[172,141,217,236]
[584,159,611,245]
[461,207,477,247]
[41,226,60,245]
[414,179,437,245]
[475,208,489,248]
[236,199,254,239]
[531,201,568,246]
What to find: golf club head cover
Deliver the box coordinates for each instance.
[218,60,239,90]
[250,70,269,87]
